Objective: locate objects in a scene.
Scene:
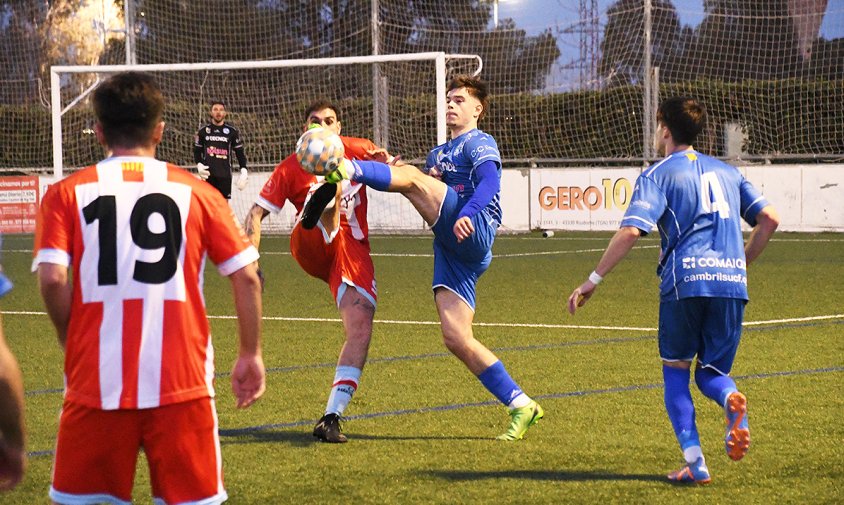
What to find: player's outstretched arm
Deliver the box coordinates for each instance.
[244,204,270,251]
[37,264,72,348]
[567,226,641,315]
[228,265,265,408]
[745,205,779,265]
[0,321,26,492]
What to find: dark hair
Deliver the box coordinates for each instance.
[304,99,341,122]
[447,74,489,121]
[93,72,164,149]
[210,100,226,108]
[656,96,706,146]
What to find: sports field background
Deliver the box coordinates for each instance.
[2,231,842,504]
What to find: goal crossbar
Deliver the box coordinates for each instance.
[50,52,482,179]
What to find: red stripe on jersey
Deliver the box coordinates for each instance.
[159,300,213,405]
[120,299,143,409]
[64,300,104,408]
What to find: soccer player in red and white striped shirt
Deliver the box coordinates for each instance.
[33,72,265,505]
[244,100,391,443]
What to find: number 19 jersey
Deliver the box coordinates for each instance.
[32,156,259,410]
[620,150,769,301]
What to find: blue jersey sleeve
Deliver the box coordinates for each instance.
[425,149,438,172]
[620,175,667,234]
[457,160,500,220]
[463,133,501,169]
[738,177,768,227]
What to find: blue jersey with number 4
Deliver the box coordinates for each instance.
[426,129,502,227]
[621,150,769,301]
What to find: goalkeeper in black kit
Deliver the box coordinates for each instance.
[194,100,249,199]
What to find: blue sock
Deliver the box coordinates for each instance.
[663,365,699,449]
[477,361,523,406]
[695,366,738,407]
[350,160,392,191]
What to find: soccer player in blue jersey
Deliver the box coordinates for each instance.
[302,75,544,441]
[567,96,779,483]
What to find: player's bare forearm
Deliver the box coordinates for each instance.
[228,266,265,408]
[37,264,72,348]
[595,226,641,277]
[244,205,269,250]
[229,266,262,356]
[745,205,779,265]
[568,226,640,315]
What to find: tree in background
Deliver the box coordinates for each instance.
[598,0,683,87]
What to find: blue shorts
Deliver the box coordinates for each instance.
[658,297,746,374]
[431,188,496,310]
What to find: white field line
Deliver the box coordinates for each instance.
[7,233,840,256]
[5,310,842,332]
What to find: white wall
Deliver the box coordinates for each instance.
[35,163,844,234]
[518,164,843,233]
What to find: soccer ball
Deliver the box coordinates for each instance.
[295,126,345,176]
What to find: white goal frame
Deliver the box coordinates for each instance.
[50,52,482,180]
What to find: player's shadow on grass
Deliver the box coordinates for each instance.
[428,469,666,484]
[219,430,489,445]
[219,429,317,448]
[348,433,491,442]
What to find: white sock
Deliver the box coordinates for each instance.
[325,365,361,416]
[683,446,704,464]
[507,393,532,410]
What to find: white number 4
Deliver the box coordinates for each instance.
[701,172,730,219]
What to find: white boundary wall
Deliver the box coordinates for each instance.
[505,164,843,233]
[35,164,842,234]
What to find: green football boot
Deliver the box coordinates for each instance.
[496,400,544,441]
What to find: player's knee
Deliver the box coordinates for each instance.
[441,331,471,354]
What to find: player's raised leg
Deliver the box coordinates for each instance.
[693,298,750,461]
[695,367,750,461]
[314,159,446,227]
[300,181,342,231]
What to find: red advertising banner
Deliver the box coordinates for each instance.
[0,176,39,233]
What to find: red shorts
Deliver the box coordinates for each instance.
[290,224,377,305]
[50,398,226,504]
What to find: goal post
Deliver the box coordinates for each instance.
[49,52,482,233]
[50,52,482,232]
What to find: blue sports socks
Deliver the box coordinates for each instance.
[350,160,393,191]
[478,361,530,409]
[325,365,361,416]
[695,366,738,407]
[663,365,703,463]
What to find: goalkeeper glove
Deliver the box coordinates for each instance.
[196,163,210,180]
[236,168,248,191]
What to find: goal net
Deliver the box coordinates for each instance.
[50,53,482,233]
